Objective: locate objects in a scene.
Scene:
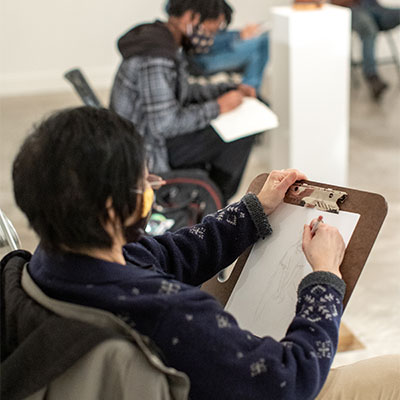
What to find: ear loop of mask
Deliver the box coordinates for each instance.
[186,23,193,36]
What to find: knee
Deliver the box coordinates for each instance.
[241,134,256,149]
[259,32,269,48]
[225,135,255,160]
[353,13,379,38]
[258,33,269,56]
[318,355,400,399]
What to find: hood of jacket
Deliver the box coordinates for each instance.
[117,20,180,60]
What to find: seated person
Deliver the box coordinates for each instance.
[13,106,399,399]
[332,0,400,100]
[188,1,269,95]
[110,0,256,204]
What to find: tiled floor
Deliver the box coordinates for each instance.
[1,66,399,367]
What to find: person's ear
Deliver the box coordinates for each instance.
[181,10,192,24]
[182,10,200,26]
[102,196,123,239]
[191,12,201,26]
[105,197,116,222]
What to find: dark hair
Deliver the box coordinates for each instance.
[13,106,145,252]
[166,0,224,22]
[223,1,233,27]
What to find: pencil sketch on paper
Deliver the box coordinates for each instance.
[225,203,361,340]
[273,237,305,303]
[254,235,306,322]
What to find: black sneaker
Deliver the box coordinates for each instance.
[366,74,389,101]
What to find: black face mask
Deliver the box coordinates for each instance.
[186,24,215,54]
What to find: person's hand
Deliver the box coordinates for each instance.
[147,174,166,190]
[302,219,345,279]
[257,169,307,215]
[217,90,244,114]
[238,84,256,98]
[240,24,261,40]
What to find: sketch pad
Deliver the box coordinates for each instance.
[211,98,279,142]
[225,204,359,339]
[202,174,387,338]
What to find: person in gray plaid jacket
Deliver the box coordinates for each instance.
[110,0,256,204]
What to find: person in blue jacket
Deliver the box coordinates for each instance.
[12,106,399,399]
[188,1,269,95]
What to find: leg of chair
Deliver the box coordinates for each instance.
[350,33,362,89]
[384,31,400,85]
[351,59,362,89]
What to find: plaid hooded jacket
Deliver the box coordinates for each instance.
[110,21,237,173]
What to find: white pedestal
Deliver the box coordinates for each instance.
[270,4,351,186]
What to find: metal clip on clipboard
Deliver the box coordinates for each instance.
[285,182,348,214]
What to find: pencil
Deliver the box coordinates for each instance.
[311,215,324,235]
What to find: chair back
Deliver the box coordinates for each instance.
[64,69,103,108]
[0,209,21,258]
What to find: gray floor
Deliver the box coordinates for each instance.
[1,66,399,367]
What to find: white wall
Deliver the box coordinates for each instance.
[0,0,290,96]
[1,0,398,96]
[0,0,165,95]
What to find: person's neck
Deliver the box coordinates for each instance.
[65,237,126,265]
[166,17,184,46]
[83,244,126,265]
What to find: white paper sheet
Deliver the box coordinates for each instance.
[225,203,360,340]
[211,97,279,142]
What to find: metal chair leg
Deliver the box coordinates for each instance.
[384,31,400,86]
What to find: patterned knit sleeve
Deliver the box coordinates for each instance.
[130,194,272,286]
[152,271,345,400]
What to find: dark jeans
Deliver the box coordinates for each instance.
[352,3,400,77]
[167,126,255,203]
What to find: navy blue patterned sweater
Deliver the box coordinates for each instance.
[29,194,345,400]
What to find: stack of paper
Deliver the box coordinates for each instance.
[211,97,279,143]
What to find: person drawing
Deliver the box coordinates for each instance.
[187,1,270,96]
[12,106,399,399]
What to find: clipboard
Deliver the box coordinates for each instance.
[201,173,388,310]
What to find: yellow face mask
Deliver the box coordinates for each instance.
[140,186,154,218]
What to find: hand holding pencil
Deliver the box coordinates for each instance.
[302,217,346,279]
